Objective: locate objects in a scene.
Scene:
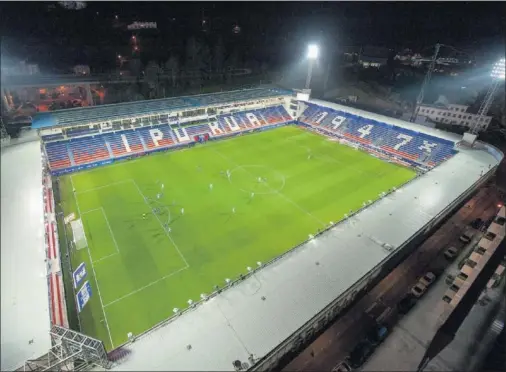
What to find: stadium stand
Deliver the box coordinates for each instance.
[298,102,457,167]
[45,142,72,170]
[40,90,456,174]
[43,105,293,172]
[68,136,110,165]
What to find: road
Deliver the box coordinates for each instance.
[283,186,501,372]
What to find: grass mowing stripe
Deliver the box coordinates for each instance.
[130,179,190,268]
[69,175,115,349]
[58,126,416,347]
[209,147,327,227]
[103,266,189,308]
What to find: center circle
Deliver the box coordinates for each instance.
[229,165,286,195]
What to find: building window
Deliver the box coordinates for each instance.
[453,114,456,118]
[443,295,452,303]
[466,259,477,269]
[468,115,472,119]
[475,246,487,255]
[457,272,468,280]
[458,114,462,118]
[431,110,435,114]
[450,284,460,292]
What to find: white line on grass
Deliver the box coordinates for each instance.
[101,207,120,254]
[93,252,118,264]
[103,266,189,308]
[75,179,134,195]
[130,179,190,268]
[209,148,326,227]
[69,175,115,349]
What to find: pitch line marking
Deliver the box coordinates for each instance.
[130,179,190,268]
[209,148,326,227]
[70,175,115,349]
[75,179,134,195]
[103,266,189,308]
[81,207,121,263]
[228,164,286,195]
[93,252,118,264]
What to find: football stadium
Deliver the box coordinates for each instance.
[2,87,503,371]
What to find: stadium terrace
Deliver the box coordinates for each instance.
[6,87,502,371]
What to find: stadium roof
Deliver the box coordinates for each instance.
[31,88,293,129]
[108,143,500,371]
[1,141,52,371]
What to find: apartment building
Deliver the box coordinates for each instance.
[417,103,492,132]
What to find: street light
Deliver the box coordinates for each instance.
[305,44,319,89]
[471,58,505,134]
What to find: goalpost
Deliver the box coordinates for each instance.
[70,219,87,250]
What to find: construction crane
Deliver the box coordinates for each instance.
[409,43,441,122]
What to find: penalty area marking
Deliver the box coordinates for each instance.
[228,164,286,195]
[81,207,120,264]
[103,266,189,308]
[70,175,115,349]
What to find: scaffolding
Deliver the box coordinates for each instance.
[17,326,110,371]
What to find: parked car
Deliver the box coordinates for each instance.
[366,324,389,346]
[332,360,352,372]
[397,293,417,314]
[444,246,459,260]
[348,340,374,369]
[411,282,427,298]
[470,218,483,229]
[419,272,436,287]
[459,228,475,243]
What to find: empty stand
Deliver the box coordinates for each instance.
[299,103,456,167]
[43,105,294,172]
[68,137,111,165]
[45,142,72,170]
[102,130,145,158]
[137,125,175,149]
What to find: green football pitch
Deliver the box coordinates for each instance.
[57,125,415,349]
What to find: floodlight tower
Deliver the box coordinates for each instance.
[410,43,441,122]
[305,44,319,89]
[470,58,505,134]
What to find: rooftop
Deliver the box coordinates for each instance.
[1,141,52,371]
[106,136,500,370]
[31,88,292,129]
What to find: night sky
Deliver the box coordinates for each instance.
[1,1,504,72]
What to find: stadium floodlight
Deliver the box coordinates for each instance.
[225,278,231,284]
[173,308,179,314]
[187,299,193,305]
[471,58,506,134]
[305,44,319,89]
[491,58,505,80]
[247,266,252,272]
[307,44,319,60]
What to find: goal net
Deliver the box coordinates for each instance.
[70,219,87,250]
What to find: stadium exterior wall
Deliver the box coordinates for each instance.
[252,156,501,371]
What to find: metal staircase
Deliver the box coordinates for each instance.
[17,326,110,371]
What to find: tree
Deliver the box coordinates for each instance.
[213,37,225,75]
[145,60,162,97]
[185,37,201,86]
[200,43,212,82]
[165,56,180,88]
